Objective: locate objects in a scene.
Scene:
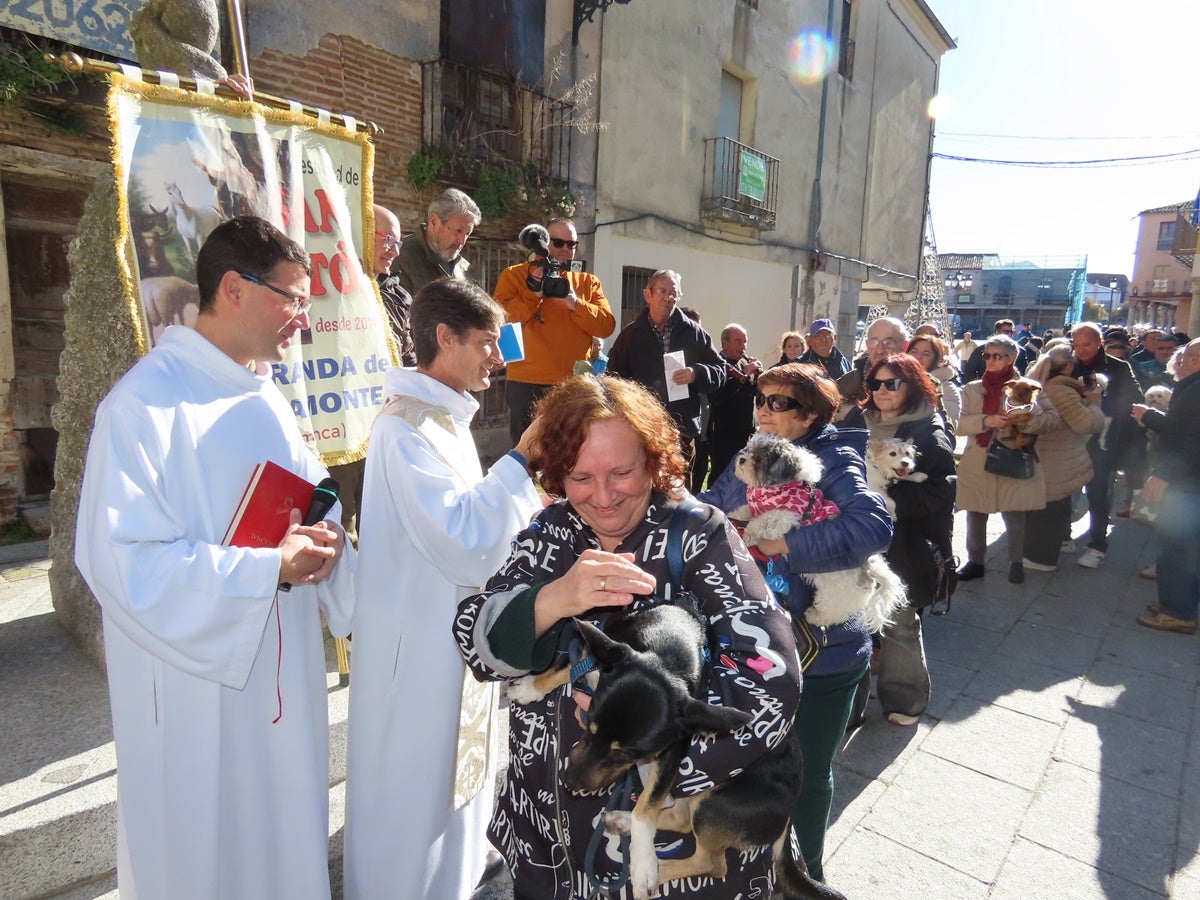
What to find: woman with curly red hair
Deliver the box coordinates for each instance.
[453,375,804,899]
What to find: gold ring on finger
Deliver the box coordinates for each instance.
[599,576,607,591]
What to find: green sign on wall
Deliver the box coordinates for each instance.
[738,151,767,203]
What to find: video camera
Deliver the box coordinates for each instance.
[518,224,571,299]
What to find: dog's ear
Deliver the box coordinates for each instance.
[678,698,753,735]
[575,618,632,667]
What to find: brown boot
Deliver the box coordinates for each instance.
[1136,610,1197,634]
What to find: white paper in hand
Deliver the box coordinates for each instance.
[664,351,688,402]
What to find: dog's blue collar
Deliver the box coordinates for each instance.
[569,654,597,695]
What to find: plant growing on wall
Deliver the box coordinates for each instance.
[0,31,104,135]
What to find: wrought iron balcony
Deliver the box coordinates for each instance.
[701,136,779,230]
[421,59,573,183]
[1171,213,1198,270]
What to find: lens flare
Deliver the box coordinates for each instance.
[927,93,953,120]
[789,30,836,84]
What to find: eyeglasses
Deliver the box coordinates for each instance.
[650,286,680,299]
[867,377,904,392]
[375,232,401,251]
[982,352,1011,361]
[549,237,579,250]
[239,272,312,316]
[865,336,900,349]
[754,391,802,413]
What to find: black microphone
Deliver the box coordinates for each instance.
[303,477,340,526]
[280,477,340,591]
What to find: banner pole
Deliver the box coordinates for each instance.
[44,52,382,136]
[223,0,252,81]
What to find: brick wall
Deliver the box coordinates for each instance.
[251,34,426,233]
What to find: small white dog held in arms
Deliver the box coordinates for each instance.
[731,433,907,632]
[864,436,928,519]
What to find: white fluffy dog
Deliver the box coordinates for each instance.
[1145,385,1173,411]
[731,433,907,633]
[864,437,928,519]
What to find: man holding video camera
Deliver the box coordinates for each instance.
[494,218,616,446]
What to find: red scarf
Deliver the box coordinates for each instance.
[976,365,1016,447]
[746,482,841,523]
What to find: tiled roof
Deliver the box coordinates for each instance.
[1140,200,1194,215]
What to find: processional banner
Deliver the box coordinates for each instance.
[108,72,396,467]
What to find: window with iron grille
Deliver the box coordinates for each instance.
[620,266,655,330]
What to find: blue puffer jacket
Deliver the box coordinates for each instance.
[699,424,893,676]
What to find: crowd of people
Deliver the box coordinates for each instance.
[75,200,1200,900]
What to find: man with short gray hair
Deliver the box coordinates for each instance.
[394,187,481,295]
[837,316,910,411]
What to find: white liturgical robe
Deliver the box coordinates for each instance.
[344,366,539,900]
[75,326,355,900]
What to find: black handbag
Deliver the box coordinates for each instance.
[984,435,1037,479]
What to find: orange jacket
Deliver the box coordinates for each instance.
[494,263,615,385]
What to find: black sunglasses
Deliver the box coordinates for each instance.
[550,238,579,250]
[754,391,802,412]
[866,377,904,392]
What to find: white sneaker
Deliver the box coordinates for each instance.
[1077,548,1106,569]
[1060,539,1077,553]
[887,712,920,726]
[1022,557,1057,572]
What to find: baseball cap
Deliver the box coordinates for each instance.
[809,318,835,336]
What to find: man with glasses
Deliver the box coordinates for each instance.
[326,204,412,545]
[962,318,1031,382]
[394,188,480,295]
[608,269,725,485]
[75,217,355,899]
[836,316,909,414]
[495,217,615,446]
[798,317,853,378]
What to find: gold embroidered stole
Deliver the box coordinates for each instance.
[382,394,499,810]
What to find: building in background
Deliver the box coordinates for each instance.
[938,252,1087,337]
[1129,200,1196,334]
[0,0,955,516]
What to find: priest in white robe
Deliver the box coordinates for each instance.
[344,279,540,900]
[75,218,355,900]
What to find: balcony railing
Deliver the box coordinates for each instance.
[421,59,573,183]
[1171,213,1198,270]
[701,136,779,230]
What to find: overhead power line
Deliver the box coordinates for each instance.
[932,147,1200,168]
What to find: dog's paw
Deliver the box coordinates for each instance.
[629,826,659,900]
[505,675,545,705]
[805,601,848,628]
[601,810,632,836]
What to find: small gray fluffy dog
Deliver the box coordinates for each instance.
[731,433,907,633]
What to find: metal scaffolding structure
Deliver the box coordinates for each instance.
[904,214,950,338]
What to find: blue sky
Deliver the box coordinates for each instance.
[926,0,1200,276]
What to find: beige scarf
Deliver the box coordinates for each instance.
[382,393,499,811]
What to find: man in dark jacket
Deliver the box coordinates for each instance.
[1133,338,1200,632]
[798,317,852,378]
[706,323,762,481]
[1071,322,1145,568]
[393,188,479,295]
[607,269,725,483]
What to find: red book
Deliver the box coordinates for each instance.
[223,461,316,548]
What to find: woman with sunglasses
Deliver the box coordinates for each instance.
[699,362,892,881]
[957,334,1057,584]
[842,355,956,726]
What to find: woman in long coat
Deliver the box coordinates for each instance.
[956,335,1060,585]
[1022,341,1105,570]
